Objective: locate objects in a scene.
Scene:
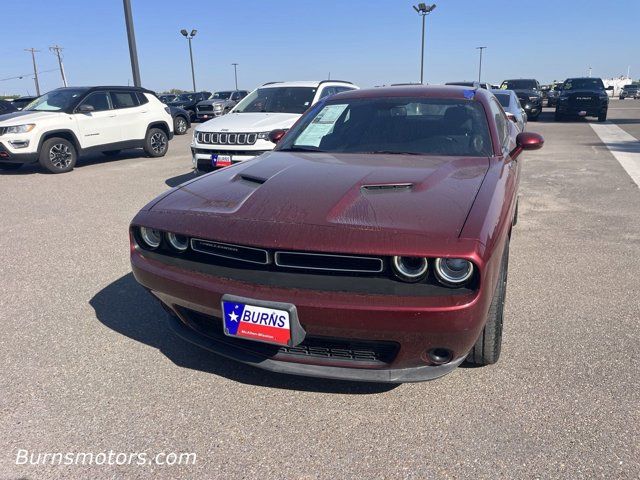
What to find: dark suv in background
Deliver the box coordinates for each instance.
[166,91,211,121]
[195,90,248,120]
[555,77,611,121]
[499,79,543,120]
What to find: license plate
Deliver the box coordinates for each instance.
[212,154,232,167]
[221,295,304,347]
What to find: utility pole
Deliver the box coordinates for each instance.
[588,66,592,78]
[476,46,487,83]
[232,63,239,90]
[123,0,142,87]
[25,48,41,96]
[412,4,437,84]
[49,45,68,87]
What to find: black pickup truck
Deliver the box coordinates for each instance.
[499,79,543,121]
[555,77,612,122]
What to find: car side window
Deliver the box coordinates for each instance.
[231,92,241,101]
[110,91,139,109]
[335,87,355,94]
[78,91,111,112]
[489,98,509,150]
[136,92,149,105]
[319,87,337,99]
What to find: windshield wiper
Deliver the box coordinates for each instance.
[363,150,423,155]
[280,146,325,152]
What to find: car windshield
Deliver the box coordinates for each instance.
[212,92,232,100]
[494,93,511,108]
[175,94,195,102]
[562,79,605,90]
[624,85,638,90]
[233,87,317,114]
[24,89,86,112]
[446,82,476,87]
[500,80,537,90]
[278,97,493,157]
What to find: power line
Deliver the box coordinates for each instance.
[49,45,68,87]
[0,68,59,82]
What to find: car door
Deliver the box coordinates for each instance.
[110,90,147,141]
[74,91,121,149]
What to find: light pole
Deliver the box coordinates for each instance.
[476,46,487,83]
[231,63,239,90]
[412,3,436,84]
[180,29,198,92]
[123,0,141,87]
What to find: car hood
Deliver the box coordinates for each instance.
[513,89,541,97]
[197,99,228,106]
[0,110,64,125]
[196,112,301,133]
[139,152,490,255]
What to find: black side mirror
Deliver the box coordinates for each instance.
[606,86,614,91]
[268,129,287,144]
[78,104,95,113]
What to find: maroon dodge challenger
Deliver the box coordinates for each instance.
[130,86,543,382]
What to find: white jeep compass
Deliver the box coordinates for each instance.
[0,86,174,173]
[191,80,358,173]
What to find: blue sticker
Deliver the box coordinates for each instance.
[223,301,245,335]
[463,89,475,99]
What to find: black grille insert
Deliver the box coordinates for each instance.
[190,239,269,265]
[275,251,383,273]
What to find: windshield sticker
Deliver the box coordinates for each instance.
[463,90,475,99]
[294,104,348,147]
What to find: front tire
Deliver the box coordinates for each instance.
[38,137,77,173]
[0,163,22,171]
[466,242,509,366]
[174,116,188,135]
[554,110,563,121]
[598,110,607,122]
[144,128,169,157]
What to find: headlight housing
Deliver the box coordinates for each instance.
[391,256,429,282]
[166,232,189,252]
[257,131,272,140]
[213,104,223,110]
[434,258,474,286]
[139,227,162,249]
[5,124,35,134]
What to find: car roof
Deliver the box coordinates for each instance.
[564,77,603,81]
[261,80,354,88]
[330,85,493,102]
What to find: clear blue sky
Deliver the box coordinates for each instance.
[1,0,637,96]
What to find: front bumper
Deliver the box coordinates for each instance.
[196,110,223,120]
[131,249,490,383]
[0,142,38,164]
[191,146,271,172]
[556,103,607,117]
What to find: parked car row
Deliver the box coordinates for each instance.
[619,84,640,99]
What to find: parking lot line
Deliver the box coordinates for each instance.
[590,122,640,188]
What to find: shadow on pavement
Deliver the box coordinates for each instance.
[90,273,398,394]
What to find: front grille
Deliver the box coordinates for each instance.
[197,105,213,112]
[569,94,598,108]
[176,307,399,366]
[189,238,384,274]
[196,131,258,145]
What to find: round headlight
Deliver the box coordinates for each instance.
[434,258,474,286]
[392,256,429,282]
[166,232,189,252]
[139,227,162,249]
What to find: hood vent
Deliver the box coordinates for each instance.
[237,173,267,185]
[361,183,413,192]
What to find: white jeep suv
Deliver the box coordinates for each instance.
[0,86,173,173]
[191,80,358,173]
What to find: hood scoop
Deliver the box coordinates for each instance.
[361,183,414,193]
[237,173,267,185]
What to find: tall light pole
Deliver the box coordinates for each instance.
[476,46,487,83]
[49,45,68,87]
[412,3,436,84]
[123,0,141,87]
[25,48,41,96]
[180,29,197,92]
[231,63,239,90]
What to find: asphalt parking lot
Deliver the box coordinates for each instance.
[1,102,639,479]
